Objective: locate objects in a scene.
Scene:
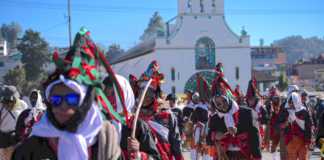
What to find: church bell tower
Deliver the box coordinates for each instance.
[178,0,224,15]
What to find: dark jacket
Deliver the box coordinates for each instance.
[206,106,262,159]
[120,119,161,160]
[275,108,312,145]
[171,107,184,135]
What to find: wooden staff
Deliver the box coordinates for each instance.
[131,79,153,138]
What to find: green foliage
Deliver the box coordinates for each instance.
[278,71,288,91]
[18,29,50,81]
[106,43,124,61]
[3,66,26,93]
[1,22,22,48]
[140,12,165,41]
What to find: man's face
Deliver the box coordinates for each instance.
[139,107,154,118]
[185,93,192,101]
[30,92,38,106]
[247,97,257,107]
[272,97,280,106]
[2,99,15,110]
[301,95,307,103]
[214,96,230,113]
[169,100,175,108]
[104,86,114,97]
[50,84,78,125]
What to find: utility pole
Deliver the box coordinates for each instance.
[68,0,72,47]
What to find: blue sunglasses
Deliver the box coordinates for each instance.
[49,93,80,107]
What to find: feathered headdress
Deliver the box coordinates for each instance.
[139,60,164,98]
[211,63,236,99]
[245,77,261,99]
[196,73,212,102]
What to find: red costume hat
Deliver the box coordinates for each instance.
[245,77,261,99]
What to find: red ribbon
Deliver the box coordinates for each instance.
[68,68,81,78]
[220,133,250,159]
[81,44,95,59]
[53,50,59,61]
[82,63,96,80]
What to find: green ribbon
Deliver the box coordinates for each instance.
[95,88,126,124]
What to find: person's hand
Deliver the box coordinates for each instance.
[215,132,225,140]
[280,121,289,129]
[128,137,140,152]
[228,127,237,136]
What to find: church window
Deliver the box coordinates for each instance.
[187,0,192,8]
[235,67,240,80]
[0,61,4,67]
[195,37,216,70]
[200,0,204,13]
[171,67,176,81]
[172,86,176,94]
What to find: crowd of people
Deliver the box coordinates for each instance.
[0,29,324,160]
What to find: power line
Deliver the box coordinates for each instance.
[2,0,323,15]
[0,0,175,13]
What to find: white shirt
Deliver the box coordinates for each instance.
[0,99,28,132]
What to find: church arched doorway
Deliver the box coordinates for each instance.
[184,71,216,93]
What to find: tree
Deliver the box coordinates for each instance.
[278,72,288,91]
[18,29,50,81]
[3,66,26,93]
[140,12,165,41]
[1,22,22,48]
[106,44,125,61]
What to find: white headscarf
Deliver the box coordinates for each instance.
[32,75,103,160]
[217,100,239,129]
[109,74,135,142]
[287,92,306,112]
[32,102,103,160]
[287,85,299,95]
[286,92,306,130]
[27,89,46,110]
[113,74,135,113]
[23,90,46,124]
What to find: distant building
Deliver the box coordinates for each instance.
[252,70,278,94]
[251,46,286,71]
[292,54,324,90]
[294,54,324,80]
[314,68,324,91]
[112,0,252,94]
[251,46,287,92]
[0,40,8,56]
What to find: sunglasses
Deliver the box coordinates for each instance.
[49,93,80,107]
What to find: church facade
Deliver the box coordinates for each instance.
[112,0,251,94]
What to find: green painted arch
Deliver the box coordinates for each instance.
[184,71,217,93]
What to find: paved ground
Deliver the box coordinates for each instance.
[182,149,321,159]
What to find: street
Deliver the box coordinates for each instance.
[182,150,321,159]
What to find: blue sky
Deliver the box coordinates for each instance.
[0,0,323,49]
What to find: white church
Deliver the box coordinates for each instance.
[112,0,252,94]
